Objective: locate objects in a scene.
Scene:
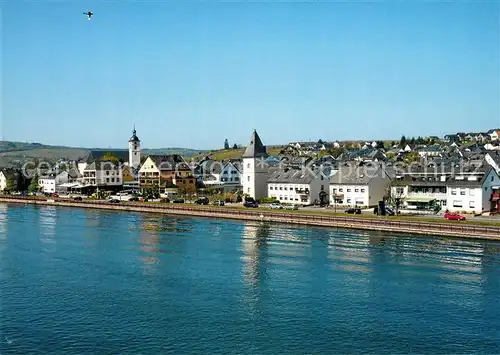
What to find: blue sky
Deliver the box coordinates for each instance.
[1,1,499,149]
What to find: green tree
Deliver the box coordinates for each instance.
[28,173,40,193]
[232,143,238,149]
[101,152,120,164]
[399,136,407,148]
[4,175,15,193]
[224,139,230,149]
[329,147,345,158]
[403,151,420,164]
[376,141,385,149]
[386,151,396,161]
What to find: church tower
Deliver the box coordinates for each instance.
[242,129,269,200]
[128,125,141,168]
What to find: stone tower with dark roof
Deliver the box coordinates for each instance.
[242,129,269,200]
[128,125,141,168]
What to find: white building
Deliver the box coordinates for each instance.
[417,145,443,158]
[330,163,391,207]
[78,126,141,189]
[445,167,500,214]
[488,129,500,141]
[242,130,269,200]
[39,170,79,194]
[196,159,242,191]
[83,161,123,187]
[128,126,141,169]
[485,151,500,173]
[267,167,329,205]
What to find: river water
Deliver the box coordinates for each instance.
[0,203,499,354]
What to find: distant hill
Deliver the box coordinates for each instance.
[191,145,283,161]
[0,141,207,167]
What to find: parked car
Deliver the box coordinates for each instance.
[345,208,361,214]
[243,201,259,208]
[173,198,185,204]
[107,198,120,204]
[269,203,282,209]
[51,193,59,198]
[73,196,82,201]
[195,197,209,205]
[129,196,139,202]
[160,198,170,203]
[444,212,466,220]
[283,204,299,210]
[212,200,225,206]
[385,207,396,216]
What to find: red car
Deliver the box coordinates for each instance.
[444,212,466,221]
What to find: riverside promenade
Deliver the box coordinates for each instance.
[1,196,499,240]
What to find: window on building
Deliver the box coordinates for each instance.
[469,201,475,209]
[451,189,457,195]
[284,187,288,190]
[452,201,462,208]
[361,188,366,193]
[355,189,359,192]
[321,185,324,191]
[106,178,110,183]
[270,187,273,190]
[247,163,250,169]
[247,188,250,193]
[111,178,115,182]
[346,198,352,204]
[247,176,250,182]
[469,189,475,196]
[332,188,337,193]
[106,171,110,175]
[460,189,466,195]
[339,188,343,192]
[347,189,351,192]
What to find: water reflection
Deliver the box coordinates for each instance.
[0,204,8,256]
[135,215,193,273]
[39,206,57,252]
[327,232,372,274]
[0,204,7,239]
[134,215,192,234]
[138,218,161,272]
[241,222,270,288]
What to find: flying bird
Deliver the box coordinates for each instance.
[83,11,93,20]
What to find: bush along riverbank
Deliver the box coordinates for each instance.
[1,196,499,240]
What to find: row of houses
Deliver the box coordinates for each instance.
[242,130,500,214]
[1,127,500,214]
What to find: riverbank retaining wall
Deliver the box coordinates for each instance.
[1,196,499,240]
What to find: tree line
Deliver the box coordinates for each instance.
[224,139,238,150]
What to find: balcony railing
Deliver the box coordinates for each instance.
[407,192,446,199]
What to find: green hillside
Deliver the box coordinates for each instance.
[191,146,283,161]
[0,141,207,167]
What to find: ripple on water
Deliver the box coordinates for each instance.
[0,204,499,354]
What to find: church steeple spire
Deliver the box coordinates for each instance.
[129,125,140,142]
